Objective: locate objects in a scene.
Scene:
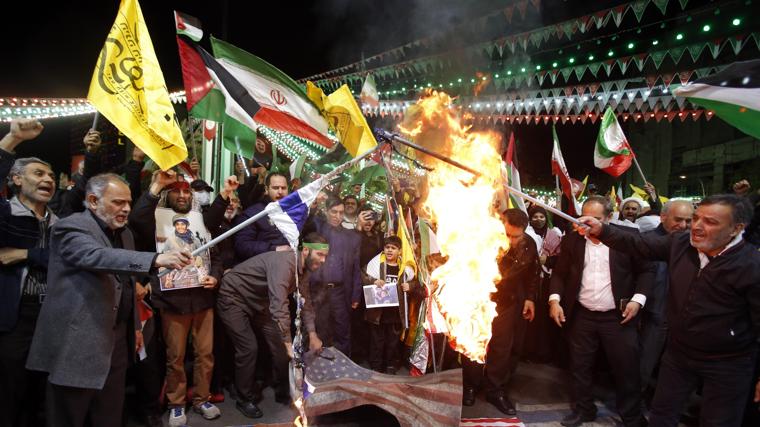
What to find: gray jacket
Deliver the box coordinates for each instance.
[26,210,156,389]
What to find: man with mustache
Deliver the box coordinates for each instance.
[578,194,760,427]
[26,173,192,427]
[0,119,56,427]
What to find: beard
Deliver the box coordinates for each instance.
[95,204,127,229]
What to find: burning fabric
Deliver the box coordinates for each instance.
[401,91,509,363]
[300,347,462,427]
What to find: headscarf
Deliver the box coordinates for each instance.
[528,205,549,238]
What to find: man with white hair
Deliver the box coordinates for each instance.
[26,173,191,427]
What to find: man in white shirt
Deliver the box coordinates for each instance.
[549,196,654,427]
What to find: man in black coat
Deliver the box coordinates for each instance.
[462,209,539,415]
[579,194,760,427]
[550,196,653,427]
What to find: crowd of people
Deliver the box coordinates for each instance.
[0,117,759,427]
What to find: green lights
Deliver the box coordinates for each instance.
[535,65,541,70]
[627,42,635,49]
[552,62,558,67]
[507,70,512,75]
[703,24,711,32]
[449,82,454,86]
[569,57,575,64]
[607,50,614,57]
[732,18,741,26]
[470,78,475,83]
[457,78,462,83]
[588,55,594,61]
[676,33,683,40]
[494,74,499,78]
[521,67,526,72]
[652,40,659,46]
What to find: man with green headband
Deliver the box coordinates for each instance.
[217,232,328,419]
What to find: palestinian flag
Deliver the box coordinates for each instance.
[595,107,633,177]
[674,59,760,140]
[551,126,581,216]
[175,13,259,158]
[210,36,334,150]
[174,11,202,42]
[504,132,526,213]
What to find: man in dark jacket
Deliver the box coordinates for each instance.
[26,173,191,427]
[639,200,693,396]
[579,194,760,427]
[233,172,290,263]
[128,169,223,427]
[217,232,326,418]
[550,196,653,427]
[308,197,362,355]
[0,119,56,427]
[462,209,539,415]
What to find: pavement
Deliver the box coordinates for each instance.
[125,360,676,427]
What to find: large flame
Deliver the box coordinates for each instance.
[400,91,508,363]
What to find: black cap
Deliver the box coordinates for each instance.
[190,179,214,192]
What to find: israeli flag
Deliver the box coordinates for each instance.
[264,177,325,248]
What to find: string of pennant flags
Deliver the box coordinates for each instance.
[314,28,757,95]
[300,0,703,82]
[364,65,723,116]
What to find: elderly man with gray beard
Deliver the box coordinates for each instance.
[26,173,191,427]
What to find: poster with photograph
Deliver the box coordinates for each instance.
[155,207,212,291]
[363,283,400,308]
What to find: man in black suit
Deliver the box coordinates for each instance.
[549,196,653,427]
[579,194,760,427]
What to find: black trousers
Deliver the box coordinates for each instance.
[217,296,289,402]
[0,298,46,427]
[649,346,757,427]
[462,302,521,395]
[368,321,401,371]
[45,321,129,427]
[130,312,165,417]
[568,306,643,427]
[311,282,351,355]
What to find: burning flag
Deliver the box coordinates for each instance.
[399,91,508,363]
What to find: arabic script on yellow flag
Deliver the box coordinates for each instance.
[306,82,377,158]
[87,0,187,170]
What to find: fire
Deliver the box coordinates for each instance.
[400,90,508,363]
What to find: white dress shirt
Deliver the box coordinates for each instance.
[549,237,646,310]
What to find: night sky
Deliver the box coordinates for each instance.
[1,0,737,192]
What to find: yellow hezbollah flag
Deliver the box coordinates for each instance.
[630,184,669,204]
[87,0,186,170]
[306,82,377,157]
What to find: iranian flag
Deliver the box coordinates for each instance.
[360,74,379,109]
[503,132,526,213]
[595,107,633,177]
[210,36,334,149]
[674,59,760,140]
[175,12,259,158]
[551,126,581,216]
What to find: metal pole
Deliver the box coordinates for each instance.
[428,330,438,373]
[91,112,100,130]
[374,129,480,177]
[506,184,583,225]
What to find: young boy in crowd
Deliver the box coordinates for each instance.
[364,236,414,374]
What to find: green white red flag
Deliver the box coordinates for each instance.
[595,107,633,177]
[551,126,582,216]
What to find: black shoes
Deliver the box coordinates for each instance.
[486,393,517,415]
[236,400,263,418]
[560,411,596,427]
[462,387,476,406]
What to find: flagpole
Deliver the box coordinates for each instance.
[507,184,583,226]
[157,143,382,278]
[234,136,251,178]
[91,112,100,130]
[632,156,648,185]
[375,129,480,177]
